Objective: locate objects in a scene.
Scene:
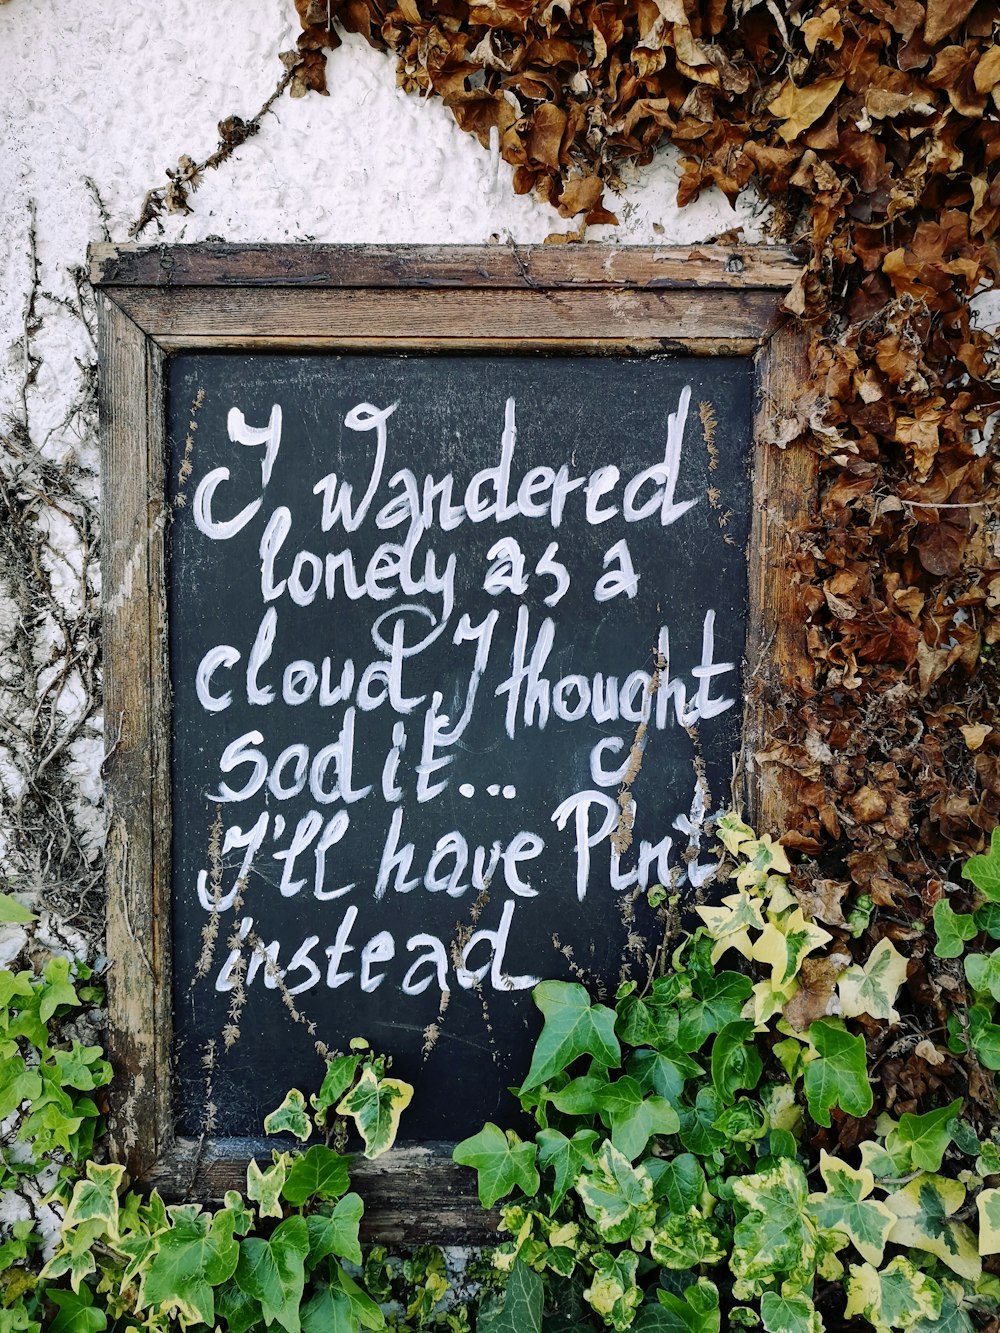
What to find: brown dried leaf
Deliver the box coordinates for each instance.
[784,953,852,1032]
[769,77,844,143]
[924,0,979,47]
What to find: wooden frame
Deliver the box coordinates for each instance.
[92,242,814,1243]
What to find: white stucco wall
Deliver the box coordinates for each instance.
[0,0,760,934]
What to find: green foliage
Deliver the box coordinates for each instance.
[450,819,1000,1333]
[0,987,412,1333]
[8,816,1000,1333]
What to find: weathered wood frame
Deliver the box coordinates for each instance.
[92,242,814,1244]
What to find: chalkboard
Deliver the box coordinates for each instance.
[166,351,753,1143]
[94,242,813,1230]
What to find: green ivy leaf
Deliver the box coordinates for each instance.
[281,1145,351,1208]
[845,1257,943,1330]
[305,1193,364,1268]
[760,1290,821,1333]
[312,1054,362,1122]
[575,1140,655,1245]
[652,1153,705,1212]
[964,828,1000,902]
[519,982,620,1092]
[264,1090,312,1142]
[215,1278,265,1333]
[803,1021,872,1127]
[964,952,1000,1002]
[52,1042,113,1092]
[453,1123,539,1209]
[969,1004,1000,1069]
[301,1262,384,1333]
[48,1287,107,1333]
[974,902,1000,939]
[0,1054,42,1121]
[715,1097,768,1144]
[677,1087,726,1156]
[933,901,978,959]
[806,1151,895,1265]
[550,1073,607,1117]
[594,1076,680,1161]
[676,973,752,1053]
[138,1204,239,1327]
[38,957,79,1024]
[235,1215,310,1333]
[628,1047,703,1103]
[0,894,34,925]
[336,1067,413,1159]
[711,1022,763,1103]
[895,1098,963,1172]
[477,1259,543,1333]
[654,1278,721,1333]
[536,1128,598,1211]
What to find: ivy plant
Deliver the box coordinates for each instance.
[453,816,1000,1333]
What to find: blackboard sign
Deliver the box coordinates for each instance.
[94,242,812,1232]
[167,351,752,1142]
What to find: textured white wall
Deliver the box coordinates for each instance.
[0,0,756,936]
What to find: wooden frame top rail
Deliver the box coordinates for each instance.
[90,242,804,292]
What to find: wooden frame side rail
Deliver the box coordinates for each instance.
[94,243,813,1244]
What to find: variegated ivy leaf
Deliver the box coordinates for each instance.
[760,1288,822,1333]
[696,890,765,964]
[845,1257,943,1331]
[858,1135,913,1182]
[976,1187,1000,1254]
[884,1174,981,1281]
[263,1088,312,1142]
[138,1205,240,1329]
[731,1159,818,1291]
[717,812,757,856]
[649,1208,726,1269]
[575,1140,655,1246]
[336,1066,413,1159]
[39,1219,102,1292]
[802,1020,872,1127]
[584,1249,642,1332]
[752,910,832,991]
[734,835,792,890]
[247,1155,289,1219]
[837,939,909,1024]
[61,1161,125,1242]
[910,1280,975,1333]
[806,1151,895,1265]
